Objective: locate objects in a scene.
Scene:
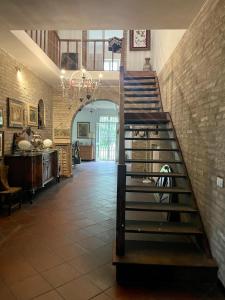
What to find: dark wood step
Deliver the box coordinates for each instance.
[124,87,158,92]
[124,76,156,80]
[124,137,176,140]
[124,128,173,132]
[124,82,157,86]
[125,119,169,125]
[125,93,159,98]
[113,240,218,284]
[124,100,160,104]
[126,186,191,194]
[125,148,180,152]
[124,107,161,111]
[125,159,183,164]
[125,202,198,213]
[125,220,202,235]
[126,171,187,178]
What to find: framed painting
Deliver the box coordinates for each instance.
[54,128,70,139]
[130,30,150,51]
[0,107,3,127]
[7,98,24,128]
[0,131,4,158]
[28,105,38,127]
[77,122,90,139]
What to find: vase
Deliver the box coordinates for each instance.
[143,57,152,71]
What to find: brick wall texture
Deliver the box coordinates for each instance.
[0,48,53,154]
[158,0,225,285]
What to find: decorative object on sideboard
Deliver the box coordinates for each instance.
[0,107,3,127]
[17,140,32,152]
[130,30,151,51]
[7,98,24,128]
[143,57,152,71]
[0,131,4,158]
[43,139,53,149]
[28,105,38,127]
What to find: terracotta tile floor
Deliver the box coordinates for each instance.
[0,161,224,300]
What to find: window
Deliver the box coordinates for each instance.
[99,116,118,123]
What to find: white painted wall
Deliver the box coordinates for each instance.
[151,30,186,73]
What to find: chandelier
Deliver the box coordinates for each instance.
[60,68,102,103]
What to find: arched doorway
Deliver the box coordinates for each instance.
[71,99,119,164]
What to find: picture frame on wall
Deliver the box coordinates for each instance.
[0,107,3,127]
[130,30,150,51]
[0,131,4,158]
[7,98,24,128]
[28,105,38,127]
[77,122,90,139]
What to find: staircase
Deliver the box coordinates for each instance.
[113,67,217,285]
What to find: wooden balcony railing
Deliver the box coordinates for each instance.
[26,30,122,71]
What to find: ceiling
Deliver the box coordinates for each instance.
[0,0,206,30]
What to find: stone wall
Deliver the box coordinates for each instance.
[158,0,225,285]
[0,48,53,155]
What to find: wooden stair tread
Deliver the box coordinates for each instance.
[125,148,179,152]
[124,76,156,80]
[124,108,161,111]
[124,82,157,86]
[125,159,183,164]
[124,100,160,104]
[126,171,187,178]
[113,240,217,267]
[126,186,191,194]
[126,201,198,212]
[125,220,202,235]
[124,137,175,140]
[125,119,169,124]
[125,93,159,98]
[124,87,158,91]
[124,128,173,131]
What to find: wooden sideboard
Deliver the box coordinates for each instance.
[79,145,94,161]
[4,150,59,193]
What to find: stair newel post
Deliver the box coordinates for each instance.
[116,65,126,256]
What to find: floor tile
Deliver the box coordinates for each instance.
[42,263,81,288]
[10,274,52,300]
[57,276,101,300]
[33,290,64,300]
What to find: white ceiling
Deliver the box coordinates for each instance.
[0,0,206,30]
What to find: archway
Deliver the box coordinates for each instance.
[71,99,119,164]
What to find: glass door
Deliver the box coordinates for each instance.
[96,122,118,161]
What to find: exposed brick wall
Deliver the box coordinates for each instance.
[0,48,53,155]
[158,0,225,285]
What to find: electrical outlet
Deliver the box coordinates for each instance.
[217,177,224,188]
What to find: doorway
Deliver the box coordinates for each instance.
[96,118,118,161]
[71,100,119,163]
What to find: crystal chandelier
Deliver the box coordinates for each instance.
[60,68,102,103]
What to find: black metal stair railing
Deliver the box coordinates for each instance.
[116,65,126,256]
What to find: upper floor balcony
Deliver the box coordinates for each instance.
[25,30,123,72]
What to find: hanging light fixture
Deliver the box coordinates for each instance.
[60,68,103,103]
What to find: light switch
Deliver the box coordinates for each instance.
[217,177,224,188]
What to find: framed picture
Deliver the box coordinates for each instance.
[130,30,150,51]
[7,98,24,128]
[77,122,90,139]
[0,107,3,127]
[54,128,70,139]
[28,105,38,127]
[0,131,4,158]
